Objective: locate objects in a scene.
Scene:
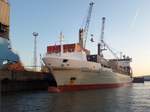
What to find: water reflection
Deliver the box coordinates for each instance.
[1,83,150,112]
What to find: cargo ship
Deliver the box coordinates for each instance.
[42,2,133,92]
[0,0,19,68]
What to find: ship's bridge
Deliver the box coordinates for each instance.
[46,43,89,61]
[47,43,89,54]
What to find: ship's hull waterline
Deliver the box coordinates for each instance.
[47,67,132,92]
[42,56,132,92]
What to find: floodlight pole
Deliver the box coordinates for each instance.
[33,32,38,71]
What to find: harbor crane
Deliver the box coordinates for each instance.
[79,2,94,49]
[98,17,119,59]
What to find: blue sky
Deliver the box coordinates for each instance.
[9,0,150,76]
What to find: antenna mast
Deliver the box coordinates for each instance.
[60,32,64,56]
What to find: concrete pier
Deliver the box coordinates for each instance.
[0,70,56,93]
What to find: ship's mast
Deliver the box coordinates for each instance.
[79,2,94,49]
[60,32,64,56]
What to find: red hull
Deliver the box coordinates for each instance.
[48,82,131,93]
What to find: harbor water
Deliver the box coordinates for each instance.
[1,82,150,112]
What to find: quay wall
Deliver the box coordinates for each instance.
[0,70,56,93]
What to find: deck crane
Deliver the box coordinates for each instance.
[98,17,119,59]
[79,2,94,49]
